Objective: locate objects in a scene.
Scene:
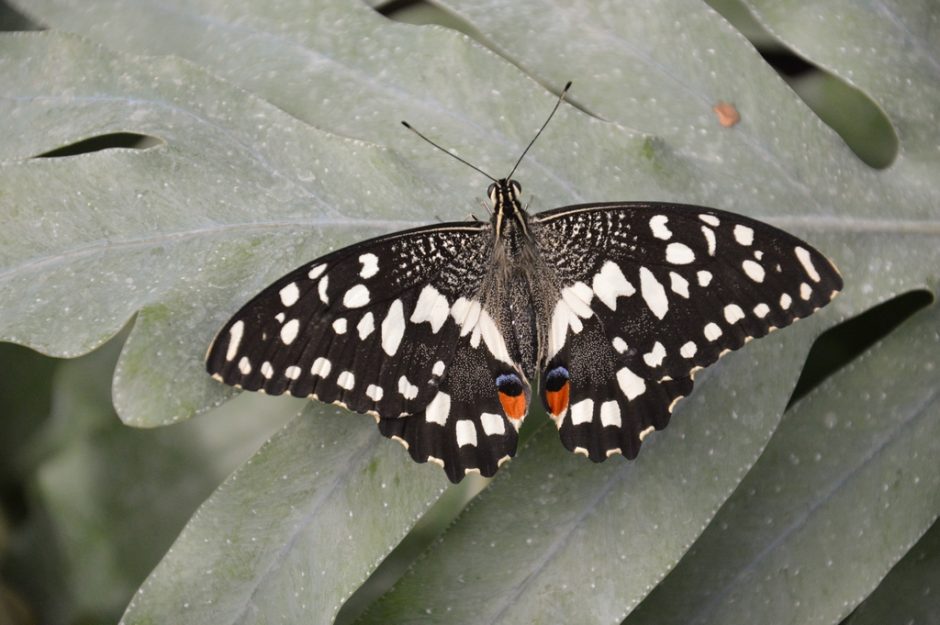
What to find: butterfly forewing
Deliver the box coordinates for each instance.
[207,223,489,414]
[531,202,841,460]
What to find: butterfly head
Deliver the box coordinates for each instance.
[487,178,523,210]
[488,178,527,236]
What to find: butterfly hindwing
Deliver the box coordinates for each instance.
[378,343,530,481]
[540,316,694,461]
[532,202,841,458]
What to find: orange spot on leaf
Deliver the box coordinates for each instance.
[713,101,740,127]
[545,380,570,417]
[499,391,527,420]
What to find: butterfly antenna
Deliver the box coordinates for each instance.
[401,121,497,182]
[507,81,572,180]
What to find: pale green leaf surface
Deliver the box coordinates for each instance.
[11,0,629,206]
[0,32,432,424]
[120,406,449,625]
[26,337,297,621]
[624,304,940,625]
[845,517,940,625]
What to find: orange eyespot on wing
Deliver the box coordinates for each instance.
[542,365,571,420]
[498,390,527,420]
[545,380,570,417]
[495,372,528,422]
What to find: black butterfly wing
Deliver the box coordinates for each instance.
[531,202,842,460]
[206,222,529,482]
[378,343,530,482]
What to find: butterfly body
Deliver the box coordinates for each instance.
[207,177,841,482]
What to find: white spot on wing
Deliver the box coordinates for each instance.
[317,276,329,304]
[617,367,646,400]
[724,304,745,324]
[669,272,690,298]
[381,299,406,356]
[426,391,451,426]
[432,360,445,377]
[473,309,513,365]
[699,214,720,227]
[680,341,697,358]
[639,425,656,441]
[704,322,723,341]
[592,261,635,310]
[742,259,765,282]
[275,312,285,323]
[280,318,300,344]
[780,293,793,310]
[640,267,669,319]
[238,356,251,375]
[734,224,754,246]
[359,253,379,279]
[570,399,595,425]
[307,264,326,279]
[701,226,716,256]
[366,384,383,401]
[226,321,244,361]
[643,341,666,367]
[279,282,300,307]
[456,419,477,447]
[612,337,628,353]
[481,412,506,436]
[549,299,584,358]
[337,371,355,390]
[795,246,821,282]
[666,242,695,265]
[332,318,347,334]
[261,361,274,379]
[649,215,672,240]
[343,284,370,308]
[451,298,482,337]
[561,281,593,318]
[411,285,450,333]
[357,312,375,339]
[398,375,418,400]
[310,357,331,377]
[754,303,770,318]
[800,282,813,300]
[697,270,713,287]
[285,365,301,380]
[600,401,621,427]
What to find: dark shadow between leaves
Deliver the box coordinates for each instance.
[32,133,164,159]
[788,289,934,408]
[0,0,44,31]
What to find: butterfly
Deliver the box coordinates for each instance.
[206,83,842,483]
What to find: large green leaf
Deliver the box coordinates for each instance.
[2,333,298,623]
[623,303,940,625]
[0,0,937,623]
[845,517,940,625]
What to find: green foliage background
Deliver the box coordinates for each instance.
[0,1,937,624]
